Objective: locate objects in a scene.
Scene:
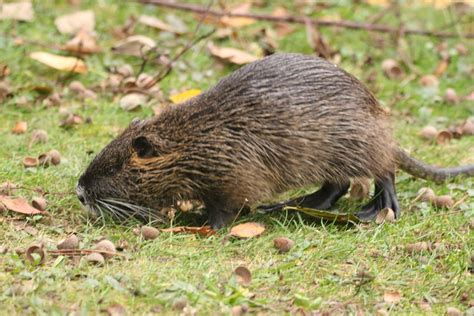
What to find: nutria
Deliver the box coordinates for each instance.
[76,53,474,228]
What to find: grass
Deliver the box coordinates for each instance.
[1,0,473,314]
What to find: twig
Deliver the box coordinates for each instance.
[138,0,474,39]
[144,0,216,88]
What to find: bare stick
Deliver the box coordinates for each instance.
[138,0,473,39]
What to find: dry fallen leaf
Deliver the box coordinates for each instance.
[55,10,95,34]
[138,15,181,34]
[11,121,27,134]
[161,226,216,237]
[383,290,401,304]
[434,58,450,77]
[0,2,34,21]
[272,7,294,37]
[30,52,87,74]
[0,195,44,215]
[229,222,265,238]
[208,43,259,65]
[234,266,252,286]
[220,3,255,28]
[112,35,156,57]
[63,30,101,54]
[169,89,201,104]
[273,237,294,253]
[119,93,149,111]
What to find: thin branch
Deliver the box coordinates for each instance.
[138,0,474,39]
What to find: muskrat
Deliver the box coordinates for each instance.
[76,53,474,228]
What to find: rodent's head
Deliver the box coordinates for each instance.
[76,118,182,222]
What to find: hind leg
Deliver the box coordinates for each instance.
[258,182,350,212]
[356,173,400,221]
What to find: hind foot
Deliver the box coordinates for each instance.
[258,182,350,213]
[356,173,400,222]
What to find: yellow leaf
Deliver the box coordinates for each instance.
[30,52,87,74]
[169,89,201,104]
[208,43,260,65]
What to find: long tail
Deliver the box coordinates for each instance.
[396,149,474,183]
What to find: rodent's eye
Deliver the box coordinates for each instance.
[106,165,120,176]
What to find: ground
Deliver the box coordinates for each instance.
[0,1,473,315]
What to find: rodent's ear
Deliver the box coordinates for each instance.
[132,136,154,158]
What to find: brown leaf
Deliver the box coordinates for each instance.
[434,58,450,77]
[234,266,252,286]
[0,195,44,215]
[0,2,34,21]
[25,245,46,265]
[30,52,87,74]
[383,290,401,304]
[55,10,95,34]
[229,222,265,238]
[138,15,181,34]
[272,7,294,37]
[11,121,27,134]
[220,3,255,28]
[208,43,259,65]
[161,225,216,237]
[63,30,101,54]
[112,35,156,57]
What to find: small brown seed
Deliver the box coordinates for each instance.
[417,187,436,202]
[420,74,439,87]
[85,252,105,265]
[30,129,48,145]
[94,239,116,258]
[446,307,462,316]
[461,119,474,135]
[436,130,452,145]
[381,59,404,79]
[38,149,61,166]
[273,237,294,253]
[69,81,86,93]
[420,126,438,140]
[234,266,252,286]
[23,156,39,168]
[406,242,429,254]
[432,195,454,208]
[444,88,458,104]
[375,207,395,224]
[172,297,188,311]
[141,226,160,240]
[57,234,79,250]
[31,196,47,211]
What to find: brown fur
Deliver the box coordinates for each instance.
[76,53,473,226]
